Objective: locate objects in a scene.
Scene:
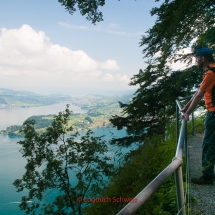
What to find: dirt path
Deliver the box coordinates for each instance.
[188,133,215,215]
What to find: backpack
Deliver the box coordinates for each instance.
[207,66,215,73]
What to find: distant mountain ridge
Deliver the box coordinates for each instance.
[0,88,37,96]
[0,88,71,108]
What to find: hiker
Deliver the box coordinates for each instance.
[181,47,215,185]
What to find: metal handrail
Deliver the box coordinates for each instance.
[117,98,193,215]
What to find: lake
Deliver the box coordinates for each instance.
[0,102,88,131]
[0,103,128,215]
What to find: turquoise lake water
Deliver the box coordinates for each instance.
[0,103,128,215]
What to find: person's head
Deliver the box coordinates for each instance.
[195,47,214,69]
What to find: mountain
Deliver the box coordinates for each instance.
[0,88,71,108]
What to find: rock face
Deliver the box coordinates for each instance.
[189,133,215,214]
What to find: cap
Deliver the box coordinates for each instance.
[195,47,213,57]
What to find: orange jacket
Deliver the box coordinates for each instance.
[200,63,215,112]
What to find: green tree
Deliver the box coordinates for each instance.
[140,0,215,60]
[108,0,214,146]
[58,0,105,24]
[85,126,178,214]
[110,60,204,146]
[13,106,114,215]
[57,0,213,146]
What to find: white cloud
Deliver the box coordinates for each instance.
[0,25,99,73]
[116,74,130,83]
[0,25,131,91]
[101,73,130,83]
[99,59,119,70]
[102,73,114,81]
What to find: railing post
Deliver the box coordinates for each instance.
[192,112,194,135]
[174,114,186,215]
[174,166,186,215]
[176,103,179,144]
[184,121,188,165]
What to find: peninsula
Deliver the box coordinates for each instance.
[1,93,132,137]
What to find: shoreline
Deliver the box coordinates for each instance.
[0,125,123,139]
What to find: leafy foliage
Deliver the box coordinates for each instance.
[57,0,215,146]
[85,124,177,215]
[108,0,215,147]
[58,0,105,24]
[110,60,204,146]
[13,106,114,215]
[140,0,215,61]
[85,114,205,214]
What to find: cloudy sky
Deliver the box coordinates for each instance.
[0,0,187,95]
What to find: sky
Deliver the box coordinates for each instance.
[0,0,187,95]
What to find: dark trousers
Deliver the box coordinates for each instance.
[202,111,215,178]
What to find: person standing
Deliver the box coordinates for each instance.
[181,47,215,184]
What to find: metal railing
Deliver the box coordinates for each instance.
[117,97,194,215]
